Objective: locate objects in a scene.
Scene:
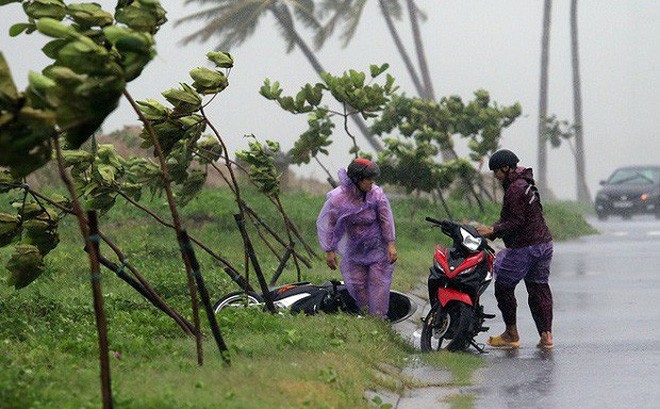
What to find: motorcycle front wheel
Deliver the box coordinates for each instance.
[213,291,263,313]
[421,302,475,352]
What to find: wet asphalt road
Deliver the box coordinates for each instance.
[470,216,660,409]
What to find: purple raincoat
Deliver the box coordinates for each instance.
[317,168,396,317]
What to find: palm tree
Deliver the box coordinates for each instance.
[571,0,591,203]
[537,0,552,197]
[316,0,426,97]
[406,0,434,100]
[177,0,382,151]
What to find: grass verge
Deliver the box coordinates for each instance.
[0,187,596,408]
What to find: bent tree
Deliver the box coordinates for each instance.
[1,1,169,407]
[261,65,522,215]
[1,0,312,406]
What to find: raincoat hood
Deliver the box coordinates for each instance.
[503,166,536,189]
[338,168,373,198]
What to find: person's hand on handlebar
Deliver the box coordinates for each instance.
[476,225,495,240]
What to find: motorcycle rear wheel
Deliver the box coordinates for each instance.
[213,291,263,313]
[421,302,475,352]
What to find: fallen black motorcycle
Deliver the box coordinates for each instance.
[214,280,416,324]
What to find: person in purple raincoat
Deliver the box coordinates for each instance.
[317,158,398,318]
[477,149,555,349]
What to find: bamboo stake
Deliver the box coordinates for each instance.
[180,231,231,365]
[86,211,113,409]
[53,136,112,408]
[234,213,276,313]
[91,250,195,335]
[201,108,276,312]
[124,90,203,365]
[269,246,293,287]
[115,191,253,292]
[274,196,301,281]
[200,150,316,264]
[27,187,197,335]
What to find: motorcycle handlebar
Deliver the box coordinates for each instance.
[425,216,443,225]
[426,216,496,252]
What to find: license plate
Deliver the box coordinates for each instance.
[613,201,633,208]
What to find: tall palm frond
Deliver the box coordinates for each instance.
[178,0,320,53]
[290,0,321,31]
[316,0,406,49]
[177,1,270,50]
[178,0,383,152]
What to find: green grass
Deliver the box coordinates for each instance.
[0,186,596,408]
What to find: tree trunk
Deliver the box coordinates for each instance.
[537,0,552,197]
[407,0,434,100]
[270,5,383,152]
[379,0,425,97]
[406,0,456,162]
[571,0,592,203]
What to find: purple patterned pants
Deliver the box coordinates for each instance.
[341,259,394,318]
[494,241,554,334]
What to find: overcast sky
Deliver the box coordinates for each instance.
[1,1,658,200]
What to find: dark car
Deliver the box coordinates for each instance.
[594,166,660,220]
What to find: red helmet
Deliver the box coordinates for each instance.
[347,158,380,184]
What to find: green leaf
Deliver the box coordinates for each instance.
[35,17,72,38]
[177,169,206,207]
[23,0,67,20]
[206,51,234,68]
[67,3,113,28]
[259,79,282,100]
[0,107,55,177]
[6,244,45,290]
[0,212,20,247]
[195,138,222,163]
[162,83,202,114]
[21,219,59,255]
[9,23,31,37]
[85,192,115,213]
[136,98,170,121]
[103,26,153,54]
[96,164,117,183]
[62,149,93,167]
[0,52,19,106]
[114,1,167,33]
[41,38,67,59]
[189,67,228,95]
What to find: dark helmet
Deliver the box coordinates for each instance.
[488,149,519,171]
[347,158,380,184]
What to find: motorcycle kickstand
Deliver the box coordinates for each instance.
[471,339,488,354]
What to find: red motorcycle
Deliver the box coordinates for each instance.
[421,218,496,352]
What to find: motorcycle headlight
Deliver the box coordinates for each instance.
[458,266,475,276]
[460,227,482,252]
[433,259,444,274]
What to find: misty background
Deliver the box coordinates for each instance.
[1,1,658,200]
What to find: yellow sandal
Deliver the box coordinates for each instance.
[486,335,520,348]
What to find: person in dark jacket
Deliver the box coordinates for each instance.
[477,149,555,349]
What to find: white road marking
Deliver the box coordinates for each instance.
[611,231,628,237]
[648,231,660,236]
